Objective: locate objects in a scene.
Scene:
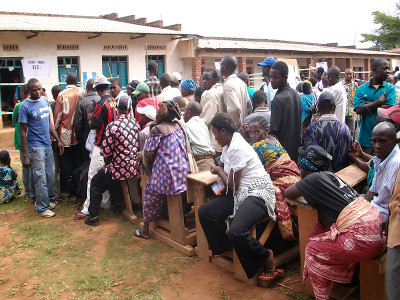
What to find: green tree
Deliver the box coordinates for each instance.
[362,2,400,50]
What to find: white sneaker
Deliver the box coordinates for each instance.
[40,209,55,218]
[49,202,56,210]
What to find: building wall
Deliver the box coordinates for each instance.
[0,31,182,100]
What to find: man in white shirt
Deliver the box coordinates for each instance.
[183,101,215,171]
[156,73,181,103]
[200,68,224,153]
[220,55,252,128]
[327,66,347,124]
[257,57,277,109]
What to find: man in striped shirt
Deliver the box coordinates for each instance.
[365,122,400,217]
[74,75,117,220]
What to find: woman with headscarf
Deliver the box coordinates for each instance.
[284,145,386,300]
[134,101,190,239]
[247,116,300,241]
[180,79,197,103]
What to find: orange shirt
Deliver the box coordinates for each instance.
[54,85,85,147]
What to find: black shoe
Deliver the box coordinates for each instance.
[84,216,100,226]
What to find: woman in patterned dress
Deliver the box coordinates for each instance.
[134,101,189,239]
[198,113,280,281]
[248,116,300,241]
[0,151,21,204]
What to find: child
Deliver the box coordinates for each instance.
[0,151,21,204]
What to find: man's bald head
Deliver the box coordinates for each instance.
[327,66,341,86]
[238,72,250,86]
[220,55,237,77]
[183,100,202,122]
[186,101,202,116]
[372,122,398,160]
[373,121,397,140]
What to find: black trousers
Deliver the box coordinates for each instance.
[88,168,124,219]
[198,195,270,279]
[59,144,83,194]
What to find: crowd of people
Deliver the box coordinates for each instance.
[2,56,400,299]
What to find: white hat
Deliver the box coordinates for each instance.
[93,75,111,88]
[136,105,157,120]
[170,72,182,84]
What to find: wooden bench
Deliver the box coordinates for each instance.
[141,169,196,256]
[187,171,300,286]
[149,192,197,256]
[287,164,386,299]
[121,177,141,224]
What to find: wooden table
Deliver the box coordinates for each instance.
[286,164,368,295]
[186,171,219,260]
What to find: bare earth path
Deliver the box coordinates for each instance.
[0,151,307,300]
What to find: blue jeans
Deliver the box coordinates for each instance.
[20,150,35,199]
[28,146,55,212]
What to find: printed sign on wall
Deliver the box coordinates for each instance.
[21,59,51,78]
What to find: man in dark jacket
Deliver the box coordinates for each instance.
[269,61,301,161]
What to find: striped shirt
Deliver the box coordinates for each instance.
[370,145,400,217]
[91,95,117,146]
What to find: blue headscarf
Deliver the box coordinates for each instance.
[181,79,197,94]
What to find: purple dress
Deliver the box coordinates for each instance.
[143,127,189,222]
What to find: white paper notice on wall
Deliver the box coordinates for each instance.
[21,59,51,78]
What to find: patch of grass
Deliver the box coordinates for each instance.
[279,288,314,300]
[0,190,195,299]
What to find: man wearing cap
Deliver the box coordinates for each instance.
[126,80,140,113]
[144,60,162,97]
[170,72,182,89]
[354,57,396,154]
[156,73,182,103]
[200,68,224,153]
[53,72,85,200]
[133,82,158,125]
[137,105,157,150]
[257,57,277,109]
[74,75,117,220]
[220,55,252,127]
[303,91,353,172]
[85,95,141,226]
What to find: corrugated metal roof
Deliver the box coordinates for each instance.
[198,38,400,57]
[0,13,189,35]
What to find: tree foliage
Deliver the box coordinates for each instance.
[361,2,400,50]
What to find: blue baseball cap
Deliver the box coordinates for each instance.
[257,57,277,67]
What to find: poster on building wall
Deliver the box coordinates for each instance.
[316,62,328,72]
[21,59,51,78]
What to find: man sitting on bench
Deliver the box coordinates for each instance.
[85,95,141,226]
[285,145,386,300]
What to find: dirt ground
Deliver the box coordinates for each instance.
[0,151,309,300]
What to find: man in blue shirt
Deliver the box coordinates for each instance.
[353,58,396,154]
[19,78,64,218]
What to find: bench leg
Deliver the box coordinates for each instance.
[360,261,385,300]
[121,181,138,224]
[167,194,186,245]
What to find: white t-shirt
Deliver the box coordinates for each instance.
[220,132,266,189]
